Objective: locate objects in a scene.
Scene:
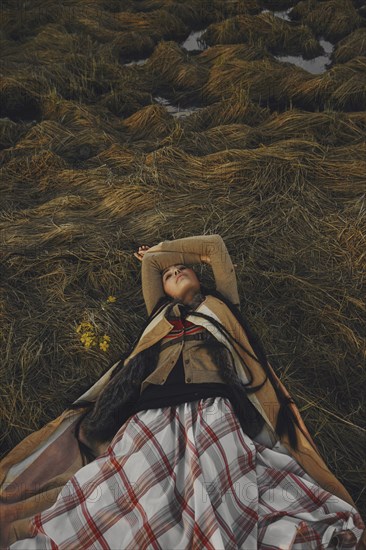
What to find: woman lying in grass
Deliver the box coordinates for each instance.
[2,234,365,549]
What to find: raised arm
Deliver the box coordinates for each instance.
[141,234,240,316]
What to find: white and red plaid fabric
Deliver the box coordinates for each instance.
[9,397,364,549]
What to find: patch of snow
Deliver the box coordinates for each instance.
[274,36,335,74]
[274,53,331,74]
[180,29,208,51]
[124,58,148,66]
[261,8,292,20]
[154,96,202,118]
[319,37,334,55]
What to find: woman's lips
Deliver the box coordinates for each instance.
[176,274,186,282]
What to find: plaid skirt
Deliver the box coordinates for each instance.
[9,397,364,550]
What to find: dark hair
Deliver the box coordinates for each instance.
[196,284,301,449]
[70,281,303,463]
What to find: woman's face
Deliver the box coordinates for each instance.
[162,264,200,302]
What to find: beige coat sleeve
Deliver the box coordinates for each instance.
[141,234,240,316]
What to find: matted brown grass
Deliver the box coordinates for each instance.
[332,28,366,63]
[201,11,323,58]
[290,0,365,41]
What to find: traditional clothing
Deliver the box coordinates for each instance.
[3,398,364,549]
[1,297,364,548]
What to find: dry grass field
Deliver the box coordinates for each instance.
[1,0,365,516]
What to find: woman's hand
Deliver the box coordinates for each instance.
[133,245,150,262]
[200,254,211,265]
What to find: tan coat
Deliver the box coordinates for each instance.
[108,294,356,508]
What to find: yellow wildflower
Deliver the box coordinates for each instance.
[76,319,110,351]
[79,325,97,349]
[99,341,109,352]
[76,322,93,333]
[106,296,117,303]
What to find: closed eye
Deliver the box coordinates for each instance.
[164,265,186,280]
